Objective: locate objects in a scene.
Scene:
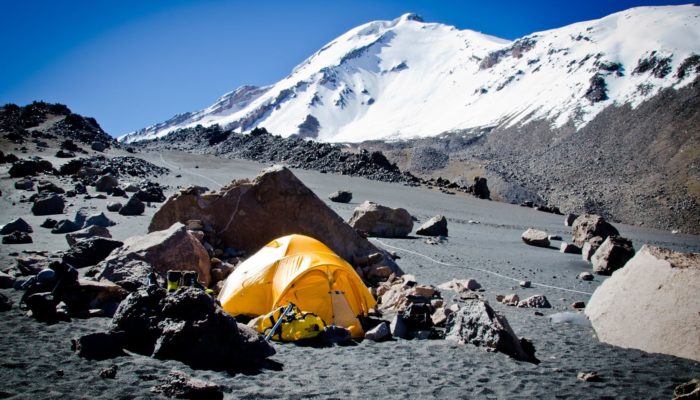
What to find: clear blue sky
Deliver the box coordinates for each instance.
[0,0,691,136]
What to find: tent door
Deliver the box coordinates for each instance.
[330,290,362,336]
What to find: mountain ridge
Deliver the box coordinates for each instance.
[121,5,700,143]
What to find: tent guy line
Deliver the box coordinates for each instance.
[370,238,593,296]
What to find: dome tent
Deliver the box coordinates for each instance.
[218,234,376,338]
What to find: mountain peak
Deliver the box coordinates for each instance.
[121,5,700,143]
[398,13,424,23]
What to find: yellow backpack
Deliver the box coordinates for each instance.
[249,304,325,342]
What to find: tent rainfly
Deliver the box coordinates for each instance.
[218,234,377,338]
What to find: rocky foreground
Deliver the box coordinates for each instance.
[1,102,699,399]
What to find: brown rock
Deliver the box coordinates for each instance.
[149,166,389,271]
[501,294,520,306]
[571,214,619,247]
[416,215,448,237]
[591,236,635,275]
[586,245,700,362]
[582,236,604,261]
[348,201,413,238]
[521,228,550,247]
[98,222,211,287]
[560,242,582,254]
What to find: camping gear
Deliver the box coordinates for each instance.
[264,303,295,341]
[219,234,376,338]
[166,270,181,292]
[255,303,325,342]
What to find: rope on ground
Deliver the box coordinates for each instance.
[370,238,593,296]
[218,188,247,235]
[159,153,224,188]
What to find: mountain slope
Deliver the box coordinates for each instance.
[121,6,700,143]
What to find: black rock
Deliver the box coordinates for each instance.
[63,237,124,268]
[106,202,122,212]
[8,159,53,178]
[134,186,165,203]
[328,190,352,203]
[31,193,65,215]
[37,180,65,194]
[71,332,125,360]
[119,196,145,216]
[51,219,82,234]
[41,218,58,229]
[0,293,12,312]
[0,218,33,235]
[151,371,223,400]
[2,231,32,244]
[111,287,275,371]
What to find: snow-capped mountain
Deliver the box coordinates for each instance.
[120,6,700,143]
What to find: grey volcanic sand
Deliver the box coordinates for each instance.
[1,149,699,399]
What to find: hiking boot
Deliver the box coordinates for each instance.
[166,270,182,292]
[182,271,205,290]
[146,272,159,289]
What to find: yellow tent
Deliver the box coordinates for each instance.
[218,234,377,338]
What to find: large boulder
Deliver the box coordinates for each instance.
[585,245,700,362]
[571,214,619,247]
[0,218,33,235]
[111,287,275,371]
[31,193,65,215]
[471,177,490,200]
[348,201,413,238]
[445,298,537,363]
[149,166,388,269]
[416,215,448,237]
[591,236,635,275]
[98,222,211,287]
[521,228,550,247]
[63,237,124,268]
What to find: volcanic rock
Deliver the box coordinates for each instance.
[63,237,124,268]
[564,213,579,227]
[0,218,33,235]
[119,196,145,216]
[111,287,275,371]
[560,242,582,254]
[149,166,389,270]
[98,222,211,287]
[582,236,605,261]
[151,371,223,400]
[586,245,700,362]
[37,180,65,194]
[84,212,116,228]
[106,202,122,212]
[445,298,536,362]
[364,321,391,342]
[0,271,15,289]
[328,190,352,203]
[135,186,166,203]
[0,293,13,312]
[571,214,619,247]
[71,331,126,360]
[591,236,635,275]
[518,295,551,308]
[95,174,119,192]
[66,225,112,247]
[416,215,448,237]
[2,231,32,244]
[31,193,65,215]
[348,201,413,238]
[438,278,481,293]
[14,179,34,190]
[521,228,550,247]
